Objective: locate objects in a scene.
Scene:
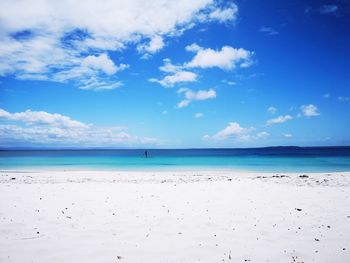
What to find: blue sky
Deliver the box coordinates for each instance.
[0,0,349,148]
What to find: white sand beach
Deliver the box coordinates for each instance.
[1,170,350,263]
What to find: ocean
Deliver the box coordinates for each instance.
[1,147,350,172]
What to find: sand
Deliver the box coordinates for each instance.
[1,170,350,263]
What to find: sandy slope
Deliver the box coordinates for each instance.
[1,170,350,263]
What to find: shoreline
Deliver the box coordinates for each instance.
[2,166,350,174]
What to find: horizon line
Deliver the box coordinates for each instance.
[1,145,350,151]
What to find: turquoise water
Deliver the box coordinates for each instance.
[1,148,350,172]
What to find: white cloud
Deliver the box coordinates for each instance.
[323,93,330,98]
[259,26,279,36]
[195,112,204,118]
[50,53,129,90]
[267,106,277,114]
[300,104,320,117]
[149,58,197,87]
[203,123,271,142]
[185,43,202,52]
[0,0,238,89]
[177,88,216,108]
[213,122,251,140]
[150,42,254,88]
[177,100,191,108]
[78,79,124,91]
[185,43,254,70]
[0,108,88,128]
[266,115,293,126]
[177,87,189,93]
[158,58,183,73]
[283,133,293,138]
[181,88,216,100]
[0,108,157,147]
[161,110,168,115]
[0,125,157,147]
[149,70,197,87]
[205,122,254,141]
[81,53,120,75]
[207,3,238,23]
[137,35,165,58]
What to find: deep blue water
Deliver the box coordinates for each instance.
[1,147,350,172]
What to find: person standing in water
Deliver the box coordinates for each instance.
[144,150,148,158]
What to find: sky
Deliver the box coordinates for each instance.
[0,0,349,148]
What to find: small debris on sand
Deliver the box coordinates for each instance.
[272,175,288,178]
[295,208,302,211]
[299,175,309,178]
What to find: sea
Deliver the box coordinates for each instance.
[1,147,350,172]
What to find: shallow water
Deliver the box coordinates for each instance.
[1,147,350,172]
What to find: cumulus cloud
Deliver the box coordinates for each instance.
[0,108,88,128]
[204,122,254,141]
[177,88,216,108]
[149,71,197,87]
[149,58,197,87]
[300,104,320,117]
[283,133,292,138]
[213,122,252,140]
[267,106,277,114]
[207,3,238,23]
[184,43,254,70]
[266,115,293,126]
[150,42,254,87]
[81,54,121,75]
[137,35,165,58]
[203,122,270,142]
[0,0,238,89]
[158,58,183,73]
[0,108,157,147]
